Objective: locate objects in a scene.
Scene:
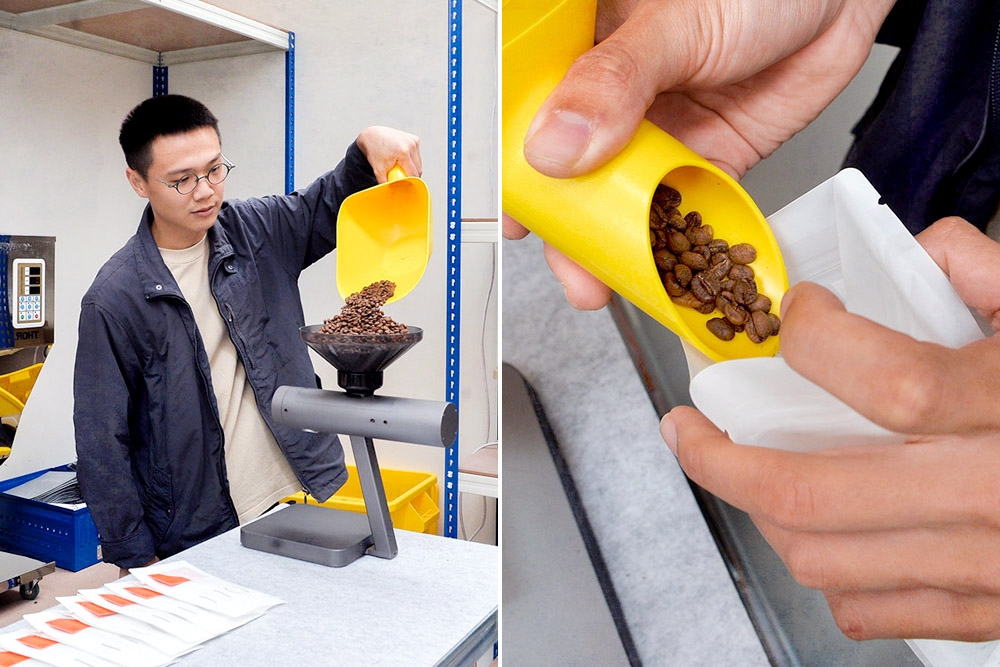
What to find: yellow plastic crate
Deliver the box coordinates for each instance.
[0,363,43,407]
[282,466,439,534]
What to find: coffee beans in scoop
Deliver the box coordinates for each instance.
[650,184,781,344]
[318,280,408,335]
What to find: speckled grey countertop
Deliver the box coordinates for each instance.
[502,234,768,666]
[0,514,497,666]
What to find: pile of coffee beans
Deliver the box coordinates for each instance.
[649,184,780,344]
[318,280,408,335]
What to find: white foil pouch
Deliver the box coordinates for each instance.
[686,168,996,666]
[688,168,985,452]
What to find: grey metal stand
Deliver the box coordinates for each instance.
[241,387,457,568]
[349,434,396,560]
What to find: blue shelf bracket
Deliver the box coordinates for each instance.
[152,55,168,97]
[285,32,295,194]
[445,0,463,539]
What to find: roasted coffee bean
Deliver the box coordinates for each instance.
[665,209,687,231]
[319,280,408,335]
[707,238,729,254]
[706,256,732,283]
[695,299,716,314]
[748,294,772,313]
[666,230,691,254]
[744,309,774,344]
[647,191,781,345]
[653,249,677,271]
[650,202,670,230]
[768,313,782,335]
[722,301,748,327]
[729,242,757,265]
[729,264,755,281]
[732,278,758,306]
[686,224,714,246]
[679,250,708,271]
[653,184,682,209]
[671,292,705,310]
[715,291,735,311]
[690,272,722,303]
[673,263,693,287]
[707,317,736,341]
[662,271,687,297]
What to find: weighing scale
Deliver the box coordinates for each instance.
[240,325,458,567]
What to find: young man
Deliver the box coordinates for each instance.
[73,94,422,571]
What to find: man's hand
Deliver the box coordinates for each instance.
[661,218,1000,641]
[504,0,897,310]
[356,126,422,183]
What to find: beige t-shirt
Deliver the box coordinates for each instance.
[160,236,301,524]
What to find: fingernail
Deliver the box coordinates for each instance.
[524,110,592,169]
[660,412,678,457]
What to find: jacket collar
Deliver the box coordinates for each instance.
[133,203,236,300]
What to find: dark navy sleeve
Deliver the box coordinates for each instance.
[224,140,378,275]
[843,0,1000,233]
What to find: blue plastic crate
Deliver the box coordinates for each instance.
[0,466,101,571]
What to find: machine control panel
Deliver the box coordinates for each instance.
[12,258,45,329]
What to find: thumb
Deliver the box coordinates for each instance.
[523,5,696,178]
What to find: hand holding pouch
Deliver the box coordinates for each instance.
[687,168,995,665]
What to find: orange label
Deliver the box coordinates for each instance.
[79,601,116,618]
[0,651,30,665]
[17,634,57,649]
[99,593,134,607]
[150,573,189,587]
[125,586,161,599]
[47,617,90,634]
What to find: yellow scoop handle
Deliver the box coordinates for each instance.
[335,163,432,304]
[503,0,788,362]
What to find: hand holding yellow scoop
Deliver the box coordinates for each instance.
[336,165,433,304]
[503,0,788,361]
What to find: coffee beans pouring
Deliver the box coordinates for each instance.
[650,184,781,344]
[318,280,409,335]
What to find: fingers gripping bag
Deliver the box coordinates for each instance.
[685,169,993,666]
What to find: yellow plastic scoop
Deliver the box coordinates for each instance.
[336,165,432,303]
[503,0,788,361]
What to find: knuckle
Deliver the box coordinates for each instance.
[878,357,945,431]
[570,41,643,101]
[754,464,818,529]
[782,537,828,590]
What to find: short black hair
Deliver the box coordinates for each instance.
[119,95,220,176]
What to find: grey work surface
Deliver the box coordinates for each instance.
[502,235,769,666]
[502,363,633,665]
[0,512,498,666]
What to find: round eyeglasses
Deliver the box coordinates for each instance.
[154,156,235,195]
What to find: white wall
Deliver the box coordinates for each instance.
[0,0,498,539]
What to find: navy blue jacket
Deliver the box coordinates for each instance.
[74,142,377,568]
[844,0,1000,234]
